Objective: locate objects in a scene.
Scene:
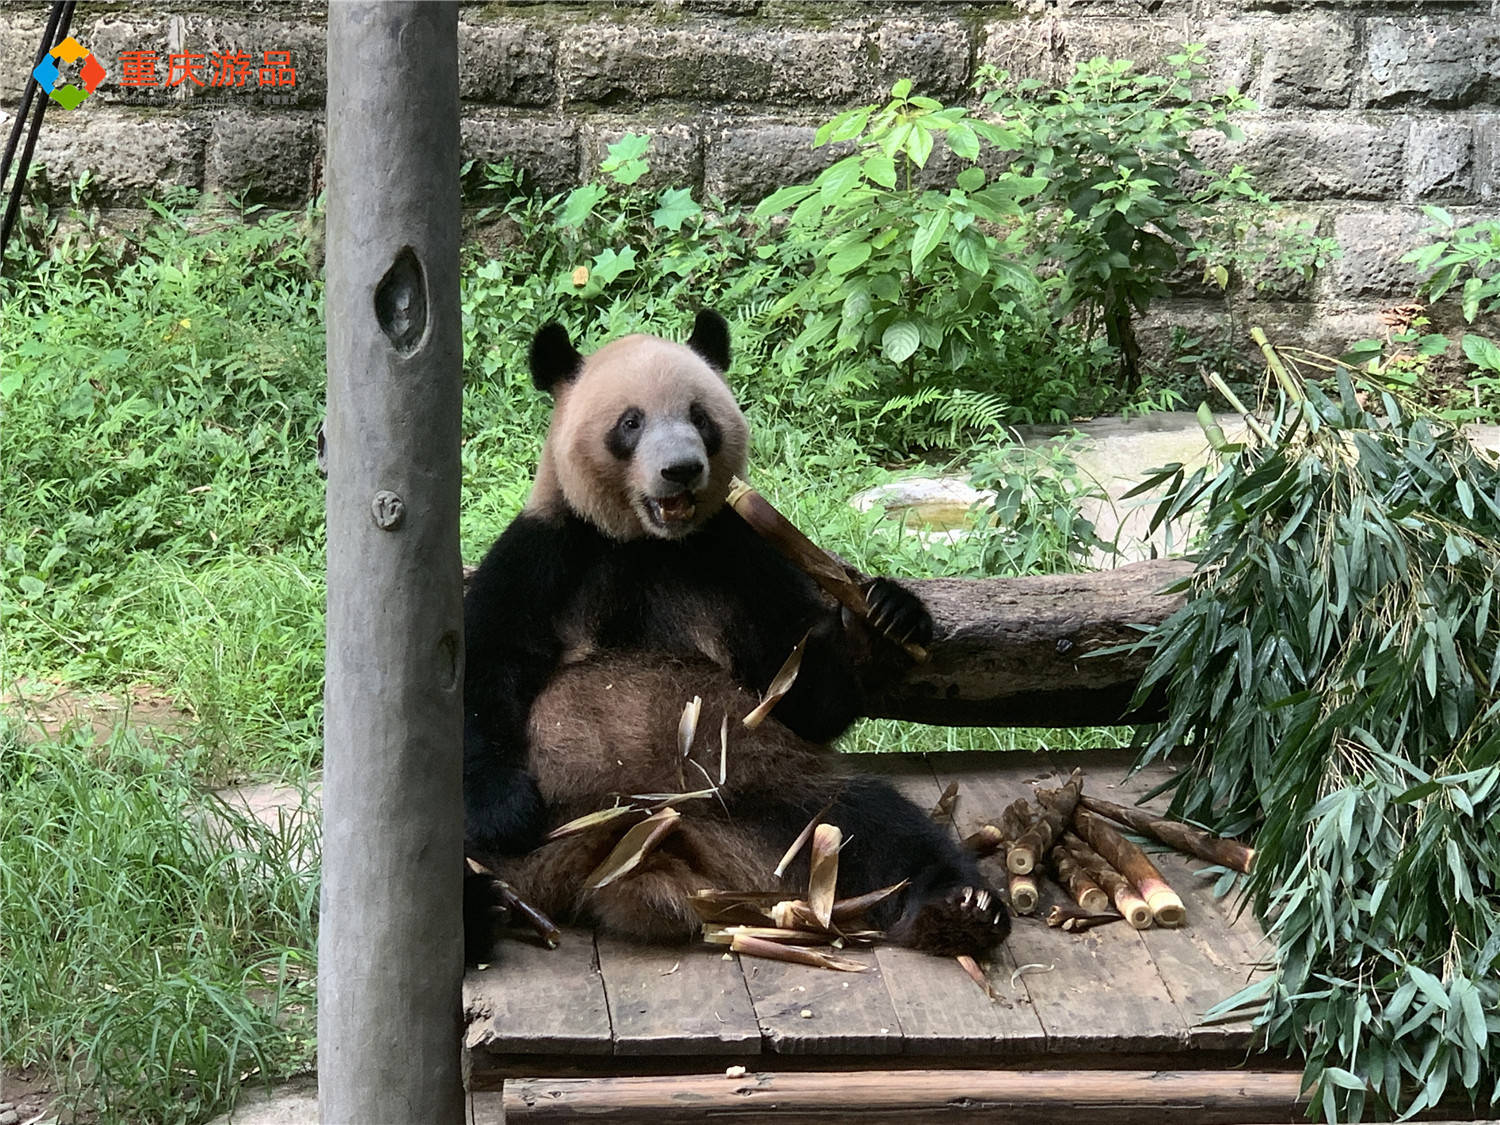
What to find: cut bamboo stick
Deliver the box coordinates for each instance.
[1007,872,1039,915]
[1049,844,1109,914]
[1061,833,1152,930]
[1073,807,1186,927]
[1079,793,1256,875]
[962,823,1006,857]
[1010,768,1083,874]
[727,477,928,661]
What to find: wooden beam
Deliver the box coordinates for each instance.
[319,4,465,1122]
[871,559,1193,727]
[502,1067,1307,1123]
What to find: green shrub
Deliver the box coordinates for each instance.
[1133,354,1500,1122]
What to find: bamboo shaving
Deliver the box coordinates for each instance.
[773,798,834,878]
[743,631,809,730]
[956,955,997,1001]
[678,695,702,757]
[808,823,842,930]
[729,933,869,972]
[719,712,729,785]
[546,804,640,841]
[585,808,681,889]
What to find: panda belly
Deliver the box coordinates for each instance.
[525,654,834,821]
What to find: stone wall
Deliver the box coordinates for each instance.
[3,0,1498,348]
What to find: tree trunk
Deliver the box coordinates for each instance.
[868,559,1193,727]
[320,5,465,1123]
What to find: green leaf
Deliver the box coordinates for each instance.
[753,183,816,219]
[589,245,637,286]
[905,122,935,168]
[864,152,898,189]
[818,156,864,203]
[17,575,45,598]
[557,182,607,228]
[881,319,921,364]
[950,228,989,276]
[890,78,913,100]
[947,122,980,161]
[1461,333,1500,373]
[956,166,986,192]
[651,188,701,232]
[827,241,873,276]
[910,209,951,275]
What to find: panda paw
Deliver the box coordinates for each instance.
[863,577,933,652]
[893,884,1010,958]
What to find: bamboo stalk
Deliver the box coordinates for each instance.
[1072,808,1186,927]
[962,824,1006,857]
[1049,844,1109,914]
[1079,793,1256,875]
[1010,769,1083,874]
[727,477,928,661]
[1061,833,1152,930]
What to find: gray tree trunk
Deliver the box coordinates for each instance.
[319,5,465,1123]
[870,559,1194,727]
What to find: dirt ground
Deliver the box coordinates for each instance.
[0,1064,87,1125]
[3,678,192,743]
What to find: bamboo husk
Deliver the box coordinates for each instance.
[956,954,998,1001]
[1008,871,1039,915]
[1079,793,1256,875]
[1061,833,1153,930]
[1010,768,1083,874]
[584,808,681,890]
[930,781,960,823]
[1049,844,1109,914]
[727,477,928,662]
[1073,807,1187,927]
[807,823,842,930]
[729,933,869,972]
[1046,904,1123,933]
[743,632,808,730]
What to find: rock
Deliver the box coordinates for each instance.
[850,477,994,532]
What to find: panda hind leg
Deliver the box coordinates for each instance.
[479,817,779,946]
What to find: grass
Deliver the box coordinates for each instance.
[0,183,1137,1123]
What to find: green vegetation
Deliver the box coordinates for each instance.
[2,44,1494,1125]
[1133,356,1500,1121]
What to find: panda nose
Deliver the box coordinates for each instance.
[661,458,705,486]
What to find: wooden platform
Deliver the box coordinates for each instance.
[464,748,1294,1122]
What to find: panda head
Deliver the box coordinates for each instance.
[527,310,749,542]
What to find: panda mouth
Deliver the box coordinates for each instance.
[644,492,697,530]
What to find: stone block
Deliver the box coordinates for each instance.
[460,112,580,198]
[38,13,172,107]
[873,19,973,102]
[581,121,703,190]
[1406,119,1474,200]
[458,20,556,107]
[980,17,1187,86]
[1256,15,1355,108]
[1476,113,1500,203]
[1196,20,1259,96]
[1192,118,1405,201]
[1362,18,1498,109]
[704,119,852,203]
[1329,208,1432,298]
[31,110,207,204]
[560,22,867,107]
[141,16,328,108]
[205,110,321,204]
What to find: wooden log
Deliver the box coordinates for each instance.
[501,1068,1309,1123]
[868,559,1193,727]
[320,4,465,1123]
[1080,793,1257,875]
[1074,808,1188,928]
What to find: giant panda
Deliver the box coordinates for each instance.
[462,310,1008,959]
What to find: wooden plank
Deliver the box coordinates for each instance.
[1049,749,1270,1051]
[740,947,903,1056]
[502,1067,1310,1123]
[464,929,613,1056]
[847,752,1049,1057]
[595,937,761,1056]
[929,751,1190,1055]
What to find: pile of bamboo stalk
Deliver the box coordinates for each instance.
[962,769,1255,934]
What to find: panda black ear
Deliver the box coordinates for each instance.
[686,309,730,373]
[529,321,583,395]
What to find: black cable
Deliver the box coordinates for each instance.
[0,1,76,268]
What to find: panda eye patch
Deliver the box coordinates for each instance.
[607,407,645,459]
[689,403,723,457]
